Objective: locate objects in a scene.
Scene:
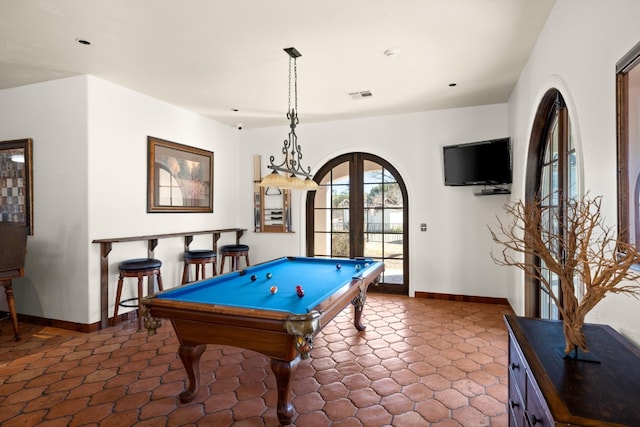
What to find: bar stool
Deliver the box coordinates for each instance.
[113,258,163,330]
[182,249,217,284]
[219,244,250,273]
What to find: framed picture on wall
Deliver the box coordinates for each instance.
[147,136,214,213]
[0,138,33,234]
[616,41,640,248]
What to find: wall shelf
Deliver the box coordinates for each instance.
[254,186,292,233]
[474,187,510,196]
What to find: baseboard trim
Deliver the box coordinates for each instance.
[16,312,138,334]
[414,291,512,308]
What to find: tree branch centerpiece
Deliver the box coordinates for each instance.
[489,194,640,358]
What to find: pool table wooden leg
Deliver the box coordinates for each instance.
[178,344,206,403]
[270,356,300,426]
[351,291,367,331]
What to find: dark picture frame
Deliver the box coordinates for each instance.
[616,41,640,248]
[0,138,33,234]
[147,136,213,213]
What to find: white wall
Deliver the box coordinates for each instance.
[508,0,640,343]
[240,104,511,299]
[0,76,89,320]
[86,77,242,324]
[0,75,241,324]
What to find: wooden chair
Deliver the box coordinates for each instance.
[0,222,29,341]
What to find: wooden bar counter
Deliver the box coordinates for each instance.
[92,228,246,329]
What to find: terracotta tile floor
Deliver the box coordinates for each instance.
[0,295,512,426]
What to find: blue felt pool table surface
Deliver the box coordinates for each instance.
[157,257,381,315]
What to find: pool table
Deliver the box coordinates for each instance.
[142,256,384,426]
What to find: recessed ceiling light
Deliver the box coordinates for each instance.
[231,108,239,112]
[383,48,399,57]
[449,83,457,87]
[349,91,373,99]
[75,38,91,45]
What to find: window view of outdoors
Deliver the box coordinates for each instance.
[537,96,577,320]
[363,161,404,284]
[312,158,405,287]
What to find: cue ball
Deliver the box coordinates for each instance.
[336,263,341,270]
[250,274,257,281]
[270,286,278,294]
[266,272,273,279]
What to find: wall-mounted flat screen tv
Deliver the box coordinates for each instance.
[443,137,512,186]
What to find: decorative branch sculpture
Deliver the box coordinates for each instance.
[489,194,640,355]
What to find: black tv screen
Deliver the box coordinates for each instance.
[443,137,512,186]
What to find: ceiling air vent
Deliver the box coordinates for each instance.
[349,90,373,99]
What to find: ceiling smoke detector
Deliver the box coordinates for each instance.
[349,90,373,99]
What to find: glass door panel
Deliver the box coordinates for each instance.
[331,185,350,207]
[313,209,331,232]
[331,233,350,258]
[537,105,566,320]
[332,209,349,232]
[362,160,404,287]
[526,90,580,319]
[314,232,330,256]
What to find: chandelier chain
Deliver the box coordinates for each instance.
[287,56,298,113]
[294,57,298,112]
[288,57,292,113]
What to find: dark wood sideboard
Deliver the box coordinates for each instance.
[504,315,640,426]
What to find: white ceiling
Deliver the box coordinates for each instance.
[0,0,556,129]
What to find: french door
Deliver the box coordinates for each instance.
[305,153,408,294]
[526,89,578,318]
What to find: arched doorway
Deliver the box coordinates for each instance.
[525,89,579,318]
[305,152,409,294]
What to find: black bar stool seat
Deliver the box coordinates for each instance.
[182,249,217,284]
[113,258,163,330]
[219,244,250,273]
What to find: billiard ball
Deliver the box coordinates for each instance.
[336,263,341,270]
[250,274,257,281]
[297,289,305,298]
[355,264,361,271]
[270,286,278,294]
[266,272,273,279]
[364,262,370,267]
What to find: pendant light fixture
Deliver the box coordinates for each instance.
[259,47,318,190]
